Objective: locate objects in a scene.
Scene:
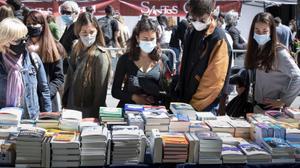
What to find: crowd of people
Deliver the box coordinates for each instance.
[0,0,300,120]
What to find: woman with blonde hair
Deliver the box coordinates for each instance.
[25,10,66,112]
[0,18,51,119]
[63,12,111,118]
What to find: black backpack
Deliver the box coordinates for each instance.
[98,16,113,46]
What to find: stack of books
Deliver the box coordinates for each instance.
[0,127,19,139]
[51,131,80,167]
[170,102,197,120]
[287,141,300,162]
[161,133,188,163]
[265,110,300,129]
[254,123,286,145]
[284,107,300,120]
[216,133,239,146]
[15,126,46,167]
[185,133,200,163]
[169,114,190,132]
[196,112,217,121]
[127,113,144,130]
[79,118,100,132]
[80,126,110,166]
[111,126,145,164]
[195,131,222,164]
[124,104,144,115]
[286,128,300,142]
[238,140,271,163]
[189,121,210,132]
[0,107,23,126]
[142,106,170,136]
[227,118,251,139]
[0,138,16,166]
[205,120,235,135]
[36,112,60,129]
[59,109,82,131]
[99,107,124,123]
[221,144,247,164]
[261,137,295,163]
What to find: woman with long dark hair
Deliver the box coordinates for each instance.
[112,18,169,107]
[25,11,66,112]
[245,12,300,111]
[63,12,111,118]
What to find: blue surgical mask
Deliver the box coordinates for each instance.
[80,34,96,48]
[61,15,73,25]
[139,39,156,54]
[253,33,271,46]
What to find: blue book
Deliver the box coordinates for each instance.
[176,113,189,122]
[124,104,144,112]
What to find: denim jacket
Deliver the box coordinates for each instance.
[0,50,52,119]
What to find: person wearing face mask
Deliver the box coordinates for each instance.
[243,12,300,112]
[112,18,170,107]
[0,18,51,119]
[225,10,247,50]
[59,1,80,74]
[62,12,110,118]
[25,11,66,112]
[176,0,230,113]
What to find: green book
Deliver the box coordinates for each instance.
[99,107,122,117]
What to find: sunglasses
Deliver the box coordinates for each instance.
[60,10,73,15]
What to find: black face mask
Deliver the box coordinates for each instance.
[27,25,43,37]
[9,39,26,56]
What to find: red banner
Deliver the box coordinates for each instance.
[3,0,242,17]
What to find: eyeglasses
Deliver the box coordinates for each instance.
[60,9,73,15]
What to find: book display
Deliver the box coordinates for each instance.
[80,126,109,166]
[51,131,80,167]
[2,103,300,167]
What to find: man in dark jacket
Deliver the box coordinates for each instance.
[177,0,230,112]
[225,10,247,50]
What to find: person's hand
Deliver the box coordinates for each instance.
[236,85,246,95]
[132,94,153,105]
[263,98,285,109]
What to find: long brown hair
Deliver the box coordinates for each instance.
[25,11,65,63]
[0,5,14,22]
[127,18,161,61]
[245,12,279,72]
[73,12,106,87]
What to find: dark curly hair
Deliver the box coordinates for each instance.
[127,18,161,61]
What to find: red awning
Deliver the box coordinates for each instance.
[16,0,242,17]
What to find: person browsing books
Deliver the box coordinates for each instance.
[25,11,66,112]
[62,12,111,118]
[244,12,300,111]
[111,18,169,107]
[176,0,230,112]
[0,18,52,119]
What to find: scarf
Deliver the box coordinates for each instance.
[2,53,24,107]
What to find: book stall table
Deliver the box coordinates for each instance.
[2,105,300,167]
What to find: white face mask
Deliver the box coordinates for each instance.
[191,18,211,31]
[80,34,96,47]
[253,33,271,46]
[139,39,157,54]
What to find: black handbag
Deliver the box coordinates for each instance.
[226,68,256,118]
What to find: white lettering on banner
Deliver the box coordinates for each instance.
[140,1,178,15]
[183,1,189,13]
